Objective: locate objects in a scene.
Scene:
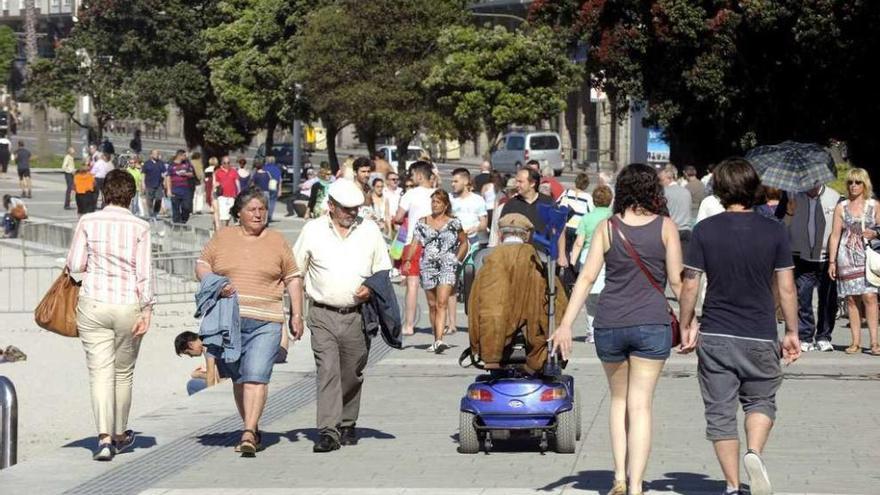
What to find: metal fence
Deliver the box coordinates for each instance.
[0,251,201,313]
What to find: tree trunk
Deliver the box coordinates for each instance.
[23,1,37,65]
[356,122,378,157]
[23,0,50,157]
[395,138,411,177]
[264,116,277,151]
[326,123,340,174]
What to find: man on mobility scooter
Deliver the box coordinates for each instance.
[458,208,581,454]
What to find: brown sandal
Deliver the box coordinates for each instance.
[870,345,880,356]
[237,429,258,457]
[845,344,861,354]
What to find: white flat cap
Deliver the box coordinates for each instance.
[328,179,365,208]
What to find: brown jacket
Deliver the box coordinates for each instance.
[467,243,569,373]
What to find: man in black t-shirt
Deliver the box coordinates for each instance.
[497,168,566,266]
[679,158,800,495]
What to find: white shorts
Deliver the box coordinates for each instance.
[218,196,235,221]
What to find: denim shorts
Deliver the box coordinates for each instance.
[594,324,672,363]
[215,318,282,384]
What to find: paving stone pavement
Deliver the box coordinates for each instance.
[3,317,878,495]
[3,171,880,494]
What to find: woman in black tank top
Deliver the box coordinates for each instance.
[551,163,684,495]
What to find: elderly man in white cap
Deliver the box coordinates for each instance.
[291,179,392,453]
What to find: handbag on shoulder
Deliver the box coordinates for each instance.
[34,267,81,337]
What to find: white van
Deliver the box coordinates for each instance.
[377,145,426,171]
[490,131,564,176]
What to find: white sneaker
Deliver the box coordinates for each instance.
[428,340,449,354]
[743,449,772,495]
[800,341,815,352]
[815,340,833,352]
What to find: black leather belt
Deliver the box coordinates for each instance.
[312,301,361,315]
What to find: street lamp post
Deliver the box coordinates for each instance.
[291,83,303,197]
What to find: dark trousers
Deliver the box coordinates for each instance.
[146,187,164,219]
[795,257,837,343]
[171,188,194,224]
[64,172,74,208]
[309,305,370,441]
[76,192,98,215]
[95,178,105,208]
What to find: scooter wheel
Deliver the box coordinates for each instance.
[458,411,480,454]
[554,408,577,453]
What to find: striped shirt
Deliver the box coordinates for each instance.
[66,205,156,308]
[198,226,298,323]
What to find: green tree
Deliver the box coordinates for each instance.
[0,26,16,83]
[425,25,579,144]
[532,1,880,170]
[295,0,467,173]
[27,32,165,141]
[204,0,319,151]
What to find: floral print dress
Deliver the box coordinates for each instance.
[836,199,879,296]
[413,217,463,290]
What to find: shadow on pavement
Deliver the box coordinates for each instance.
[285,427,396,443]
[63,432,157,453]
[449,432,553,454]
[537,470,726,494]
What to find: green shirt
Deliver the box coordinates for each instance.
[575,206,612,264]
[127,168,144,192]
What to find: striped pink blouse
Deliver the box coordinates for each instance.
[66,206,156,308]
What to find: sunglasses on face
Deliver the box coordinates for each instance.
[848,180,864,185]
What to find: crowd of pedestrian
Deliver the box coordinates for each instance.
[57,144,879,495]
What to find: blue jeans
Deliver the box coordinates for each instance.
[268,190,278,221]
[794,258,837,343]
[594,324,672,362]
[215,318,282,384]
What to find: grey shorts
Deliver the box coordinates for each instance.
[697,333,782,441]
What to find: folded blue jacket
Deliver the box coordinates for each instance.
[194,273,241,363]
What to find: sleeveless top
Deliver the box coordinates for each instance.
[594,215,671,328]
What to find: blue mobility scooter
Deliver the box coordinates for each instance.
[458,204,582,454]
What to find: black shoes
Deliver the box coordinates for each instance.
[313,433,340,453]
[339,426,358,446]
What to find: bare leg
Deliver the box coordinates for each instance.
[744,412,773,453]
[602,360,629,483]
[861,293,879,347]
[446,293,457,333]
[713,439,741,489]
[403,276,419,335]
[233,383,246,421]
[435,285,453,342]
[625,356,666,493]
[425,288,438,340]
[239,382,268,445]
[847,296,861,347]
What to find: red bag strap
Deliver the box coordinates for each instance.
[609,217,677,318]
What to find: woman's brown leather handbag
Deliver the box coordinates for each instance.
[34,268,81,337]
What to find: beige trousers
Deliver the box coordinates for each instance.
[76,297,143,437]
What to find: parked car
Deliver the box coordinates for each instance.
[377,145,426,171]
[490,131,563,176]
[255,142,296,179]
